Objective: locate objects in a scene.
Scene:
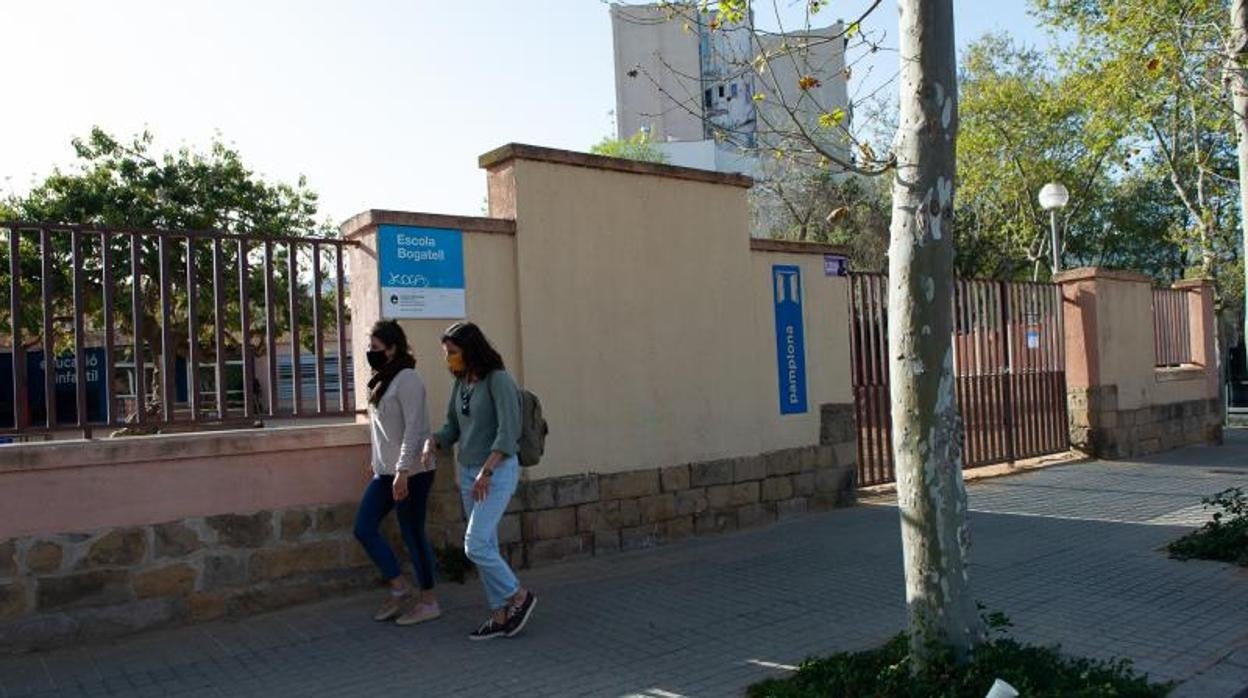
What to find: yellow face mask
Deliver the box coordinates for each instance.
[446,354,466,374]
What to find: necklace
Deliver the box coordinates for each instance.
[459,381,475,416]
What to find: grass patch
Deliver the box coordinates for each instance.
[1167,487,1248,566]
[748,614,1171,698]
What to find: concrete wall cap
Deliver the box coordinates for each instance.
[0,424,371,474]
[339,210,515,239]
[1172,278,1215,290]
[477,143,754,189]
[1053,267,1153,285]
[750,239,852,257]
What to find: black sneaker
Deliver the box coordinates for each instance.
[504,592,537,638]
[468,617,507,641]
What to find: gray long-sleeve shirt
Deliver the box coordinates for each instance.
[433,369,521,468]
[368,368,433,476]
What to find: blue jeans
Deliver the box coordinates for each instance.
[459,457,521,609]
[353,472,437,590]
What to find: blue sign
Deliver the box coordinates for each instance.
[0,348,109,427]
[377,224,466,319]
[772,265,809,415]
[824,254,849,277]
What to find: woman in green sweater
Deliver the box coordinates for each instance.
[422,321,536,641]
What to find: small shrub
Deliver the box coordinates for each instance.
[435,544,475,584]
[1167,487,1248,566]
[748,611,1171,698]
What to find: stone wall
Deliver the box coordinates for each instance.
[0,502,380,653]
[0,404,856,652]
[423,403,858,569]
[1069,385,1223,459]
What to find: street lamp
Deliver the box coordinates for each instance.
[1038,182,1069,275]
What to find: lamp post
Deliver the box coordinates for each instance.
[1038,182,1069,275]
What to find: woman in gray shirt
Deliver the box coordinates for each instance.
[353,320,440,626]
[422,321,536,641]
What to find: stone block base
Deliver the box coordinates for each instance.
[1,403,857,652]
[1068,386,1222,459]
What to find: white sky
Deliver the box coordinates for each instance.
[1,1,1048,227]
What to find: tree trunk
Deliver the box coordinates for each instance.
[888,0,982,668]
[1230,0,1248,381]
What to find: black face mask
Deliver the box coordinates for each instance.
[366,350,388,371]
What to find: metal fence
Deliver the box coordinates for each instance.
[1,221,357,439]
[1153,288,1192,367]
[850,274,1069,487]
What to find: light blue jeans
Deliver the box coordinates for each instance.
[459,456,521,610]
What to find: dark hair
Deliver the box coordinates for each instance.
[370,320,412,360]
[441,321,503,378]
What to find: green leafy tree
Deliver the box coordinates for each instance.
[1031,0,1240,281]
[590,129,671,163]
[955,33,1133,279]
[1,128,339,417]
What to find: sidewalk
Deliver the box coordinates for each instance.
[2,435,1246,697]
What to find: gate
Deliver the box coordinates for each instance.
[850,274,1069,487]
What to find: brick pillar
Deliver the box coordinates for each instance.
[1056,267,1153,458]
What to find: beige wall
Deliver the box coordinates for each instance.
[343,151,854,482]
[749,250,852,452]
[497,154,849,478]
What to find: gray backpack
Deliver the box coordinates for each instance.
[516,388,548,467]
[486,371,548,467]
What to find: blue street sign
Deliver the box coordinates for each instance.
[772,265,809,415]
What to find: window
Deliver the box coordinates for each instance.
[704,89,713,108]
[730,83,738,98]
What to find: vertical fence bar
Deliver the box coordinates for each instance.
[864,274,883,484]
[287,242,302,415]
[962,280,980,467]
[71,231,89,436]
[958,280,968,466]
[213,238,227,419]
[858,275,875,484]
[9,227,27,430]
[972,281,987,466]
[1054,282,1070,449]
[983,282,1000,461]
[264,241,278,416]
[311,243,326,414]
[185,238,199,421]
[1021,284,1036,457]
[158,234,174,422]
[335,243,348,412]
[102,233,116,426]
[1027,285,1041,457]
[1048,284,1063,451]
[876,275,894,483]
[977,281,998,462]
[849,275,865,485]
[238,240,255,418]
[40,228,55,429]
[1033,285,1049,454]
[131,235,146,424]
[1153,290,1163,364]
[999,280,1016,462]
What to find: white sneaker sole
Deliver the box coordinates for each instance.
[395,609,442,626]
